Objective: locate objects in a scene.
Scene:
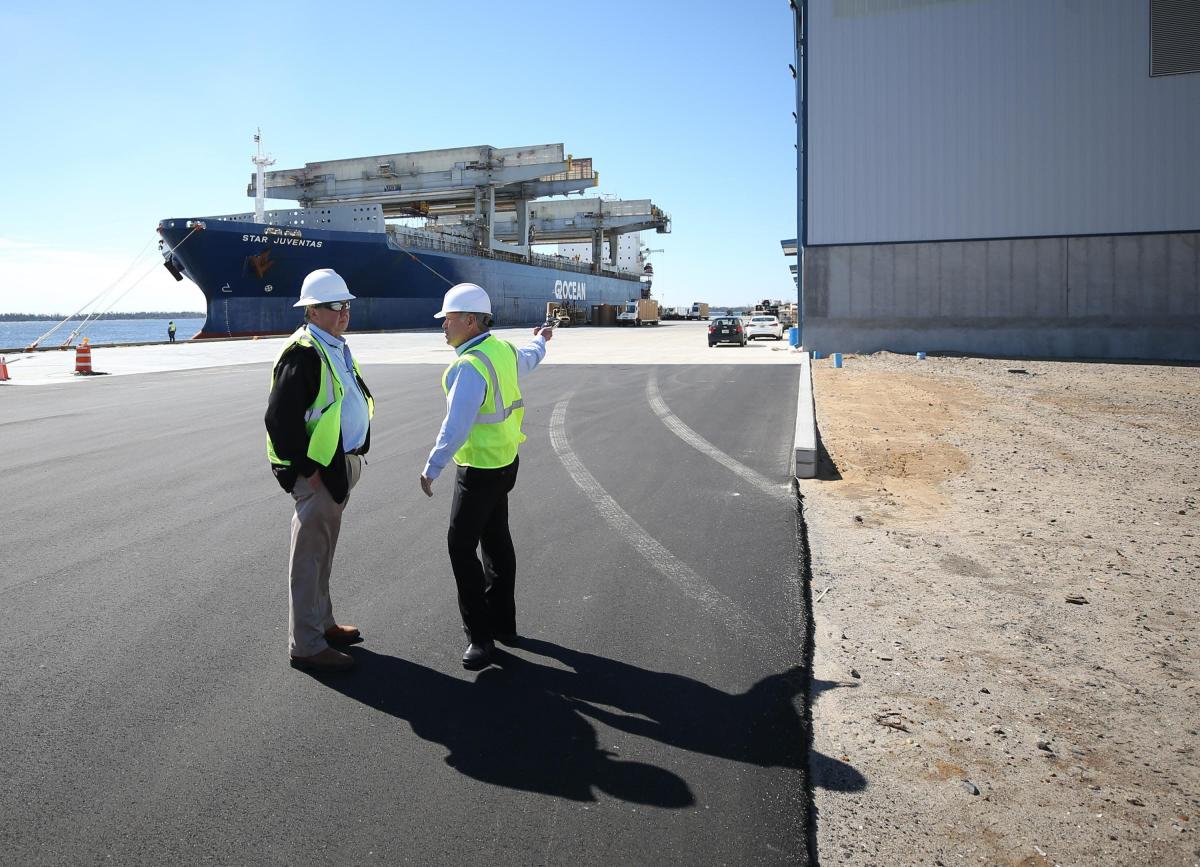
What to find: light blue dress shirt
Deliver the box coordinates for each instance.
[422,331,547,480]
[307,323,370,452]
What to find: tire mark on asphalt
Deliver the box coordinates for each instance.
[550,397,787,657]
[646,373,792,503]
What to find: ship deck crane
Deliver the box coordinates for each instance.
[250,143,670,264]
[427,197,670,269]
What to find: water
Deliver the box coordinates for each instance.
[0,318,206,350]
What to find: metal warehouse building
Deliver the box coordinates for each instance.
[788,0,1200,360]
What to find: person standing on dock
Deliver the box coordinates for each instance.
[265,269,374,673]
[167,321,176,343]
[419,282,553,671]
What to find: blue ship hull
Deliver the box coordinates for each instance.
[157,218,642,337]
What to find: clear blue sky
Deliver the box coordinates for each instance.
[0,0,798,315]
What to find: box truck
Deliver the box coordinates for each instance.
[616,299,660,326]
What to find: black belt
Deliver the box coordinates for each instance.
[346,448,366,456]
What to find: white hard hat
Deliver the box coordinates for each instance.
[435,282,491,318]
[293,268,356,307]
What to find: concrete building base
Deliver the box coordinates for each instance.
[804,320,1199,362]
[802,232,1200,361]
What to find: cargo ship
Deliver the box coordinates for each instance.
[158,139,670,337]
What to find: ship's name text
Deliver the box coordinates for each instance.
[242,234,324,248]
[554,280,586,301]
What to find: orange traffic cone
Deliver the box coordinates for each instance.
[0,356,10,382]
[74,341,93,375]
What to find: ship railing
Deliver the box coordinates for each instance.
[526,252,635,282]
[386,226,639,282]
[388,225,478,257]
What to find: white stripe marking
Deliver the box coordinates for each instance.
[550,399,785,655]
[647,373,806,644]
[646,374,791,502]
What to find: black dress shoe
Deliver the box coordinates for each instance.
[461,640,495,670]
[494,632,520,647]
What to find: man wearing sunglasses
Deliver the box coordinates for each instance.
[265,268,374,672]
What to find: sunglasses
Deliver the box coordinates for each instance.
[318,301,351,311]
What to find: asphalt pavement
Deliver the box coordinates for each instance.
[0,356,810,865]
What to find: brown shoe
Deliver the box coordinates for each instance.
[290,647,355,672]
[324,624,362,646]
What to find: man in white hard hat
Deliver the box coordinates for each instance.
[420,282,553,670]
[265,268,374,672]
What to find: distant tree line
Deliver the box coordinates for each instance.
[0,311,205,322]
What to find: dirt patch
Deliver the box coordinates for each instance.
[814,369,977,528]
[801,352,1199,866]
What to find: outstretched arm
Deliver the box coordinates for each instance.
[515,330,550,377]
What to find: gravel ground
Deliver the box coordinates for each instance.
[798,352,1199,866]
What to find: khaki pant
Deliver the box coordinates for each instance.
[288,455,362,656]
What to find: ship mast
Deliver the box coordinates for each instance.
[251,128,275,224]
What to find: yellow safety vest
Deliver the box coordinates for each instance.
[266,326,374,467]
[443,333,525,468]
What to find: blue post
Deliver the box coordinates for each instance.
[788,326,799,347]
[833,352,843,368]
[812,350,821,360]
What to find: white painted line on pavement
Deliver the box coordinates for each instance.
[549,398,785,655]
[647,373,807,644]
[646,374,792,503]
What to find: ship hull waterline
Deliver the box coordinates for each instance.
[158,218,643,338]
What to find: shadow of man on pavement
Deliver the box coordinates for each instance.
[317,646,694,807]
[317,639,865,803]
[514,639,862,791]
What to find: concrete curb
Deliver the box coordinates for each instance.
[793,351,818,479]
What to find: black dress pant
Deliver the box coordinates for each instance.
[447,456,519,642]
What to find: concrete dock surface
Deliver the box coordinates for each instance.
[0,322,814,865]
[0,320,802,386]
[8,320,1191,864]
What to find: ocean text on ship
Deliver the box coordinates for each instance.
[554,280,586,300]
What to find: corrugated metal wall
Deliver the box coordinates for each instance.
[804,232,1199,320]
[806,0,1200,245]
